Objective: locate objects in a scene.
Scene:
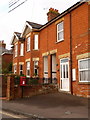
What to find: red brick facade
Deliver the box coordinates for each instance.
[11,2,90,97]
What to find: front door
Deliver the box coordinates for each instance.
[60,58,70,91]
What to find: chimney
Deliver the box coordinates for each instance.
[0,40,6,49]
[47,8,60,22]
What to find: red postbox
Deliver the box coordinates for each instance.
[20,76,26,86]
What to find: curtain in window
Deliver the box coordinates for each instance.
[79,59,90,82]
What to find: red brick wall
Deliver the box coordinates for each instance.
[12,2,90,97]
[71,3,89,97]
[13,32,40,77]
[2,54,13,73]
[39,2,89,97]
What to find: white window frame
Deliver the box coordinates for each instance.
[57,21,64,42]
[14,65,17,74]
[20,43,24,56]
[26,61,30,77]
[27,37,30,52]
[34,34,38,50]
[15,44,18,57]
[34,61,38,76]
[78,58,90,82]
[19,64,23,75]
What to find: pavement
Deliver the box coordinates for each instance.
[1,92,90,119]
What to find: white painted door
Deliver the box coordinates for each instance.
[60,58,70,91]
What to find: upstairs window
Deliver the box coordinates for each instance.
[27,37,30,52]
[78,58,90,82]
[57,21,64,42]
[26,61,30,77]
[15,44,18,57]
[20,43,24,56]
[19,64,23,75]
[34,35,38,50]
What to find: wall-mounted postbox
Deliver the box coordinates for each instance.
[20,76,26,86]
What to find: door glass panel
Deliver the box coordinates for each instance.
[61,58,68,63]
[63,65,65,78]
[61,65,62,78]
[66,64,68,78]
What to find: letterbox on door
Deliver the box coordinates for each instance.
[20,76,26,86]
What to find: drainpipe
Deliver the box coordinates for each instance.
[69,12,73,94]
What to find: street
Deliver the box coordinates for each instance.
[2,92,89,119]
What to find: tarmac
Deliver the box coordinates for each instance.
[1,92,90,119]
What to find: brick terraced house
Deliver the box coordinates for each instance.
[11,1,90,97]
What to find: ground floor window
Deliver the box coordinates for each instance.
[78,58,90,82]
[34,61,38,76]
[19,64,23,75]
[14,65,17,74]
[26,62,30,77]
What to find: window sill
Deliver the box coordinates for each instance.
[33,49,39,51]
[27,50,30,53]
[78,82,90,85]
[55,39,64,44]
[20,55,24,57]
[32,75,39,78]
[26,76,30,78]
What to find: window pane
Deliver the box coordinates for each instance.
[61,59,68,63]
[34,61,38,75]
[27,70,30,76]
[20,65,23,70]
[34,35,38,50]
[14,65,17,74]
[35,69,38,75]
[27,62,30,68]
[26,62,30,76]
[58,22,63,31]
[27,37,30,51]
[63,65,65,78]
[58,31,63,41]
[66,64,68,78]
[80,71,89,81]
[57,21,64,42]
[79,59,90,82]
[79,59,88,69]
[20,43,24,56]
[20,71,23,75]
[88,70,90,81]
[60,65,62,78]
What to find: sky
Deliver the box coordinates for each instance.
[0,0,80,49]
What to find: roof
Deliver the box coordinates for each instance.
[0,47,12,55]
[21,21,42,37]
[26,21,42,29]
[40,1,85,30]
[14,32,21,38]
[11,32,21,45]
[11,1,86,45]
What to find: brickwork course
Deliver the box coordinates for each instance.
[11,2,90,97]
